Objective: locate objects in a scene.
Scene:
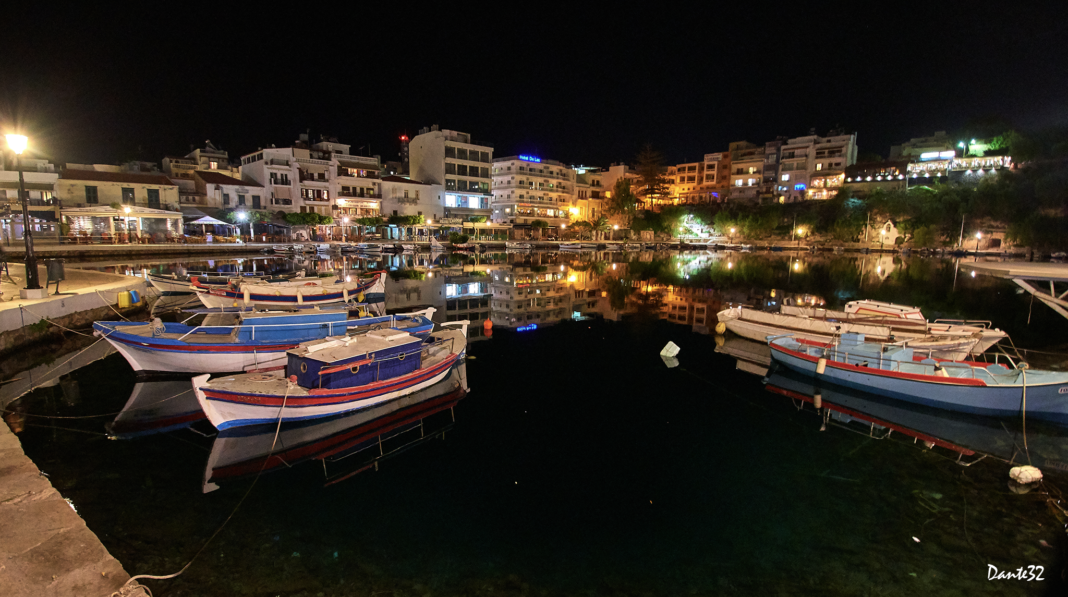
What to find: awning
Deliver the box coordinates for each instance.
[0,182,56,191]
[188,215,229,226]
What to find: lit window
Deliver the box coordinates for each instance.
[734,179,743,187]
[781,174,790,181]
[816,163,823,171]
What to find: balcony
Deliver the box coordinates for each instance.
[336,168,380,180]
[302,196,331,203]
[298,170,329,183]
[266,159,291,167]
[338,192,382,200]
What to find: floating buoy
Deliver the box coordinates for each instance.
[660,342,680,358]
[296,290,303,305]
[714,335,725,348]
[243,287,251,306]
[1010,465,1043,485]
[813,392,822,409]
[714,322,727,334]
[343,288,349,302]
[816,358,827,375]
[483,319,492,331]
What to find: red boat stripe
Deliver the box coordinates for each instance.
[109,334,297,353]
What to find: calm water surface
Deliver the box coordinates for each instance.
[7,251,1068,596]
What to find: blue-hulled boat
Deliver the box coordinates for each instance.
[93,308,436,374]
[769,333,1068,423]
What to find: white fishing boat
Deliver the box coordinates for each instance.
[401,243,418,252]
[780,299,1007,353]
[506,242,533,250]
[716,306,980,361]
[193,273,384,309]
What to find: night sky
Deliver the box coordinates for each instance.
[3,5,1067,168]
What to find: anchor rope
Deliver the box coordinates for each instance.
[111,379,292,596]
[17,305,93,337]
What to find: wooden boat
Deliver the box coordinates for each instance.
[400,244,418,252]
[559,242,585,251]
[780,299,1007,353]
[506,242,533,250]
[201,362,467,492]
[768,333,1068,423]
[147,270,301,295]
[717,306,980,360]
[191,273,384,309]
[622,243,642,251]
[354,243,383,254]
[93,307,436,373]
[191,324,469,429]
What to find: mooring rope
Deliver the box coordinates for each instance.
[111,378,293,596]
[17,305,93,337]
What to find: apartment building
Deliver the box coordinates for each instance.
[379,175,444,222]
[408,125,493,222]
[488,266,572,329]
[572,166,606,222]
[698,153,730,202]
[777,131,858,202]
[56,169,179,210]
[668,161,705,204]
[164,141,240,206]
[1,156,58,218]
[728,141,764,201]
[889,131,954,160]
[490,155,575,226]
[193,171,265,210]
[761,138,787,200]
[238,134,382,219]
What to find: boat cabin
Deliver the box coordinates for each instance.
[287,329,426,390]
[233,311,350,342]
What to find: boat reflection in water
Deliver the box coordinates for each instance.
[202,362,468,493]
[106,376,207,439]
[763,367,1068,469]
[716,333,1068,470]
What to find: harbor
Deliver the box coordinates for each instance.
[0,247,1066,595]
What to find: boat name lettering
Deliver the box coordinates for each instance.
[1060,387,1068,394]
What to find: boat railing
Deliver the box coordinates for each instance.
[932,318,993,329]
[172,315,402,343]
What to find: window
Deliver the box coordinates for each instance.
[816,163,823,171]
[734,179,743,187]
[445,163,456,175]
[147,188,160,208]
[747,178,756,186]
[456,148,468,160]
[747,167,757,174]
[209,161,218,170]
[238,194,246,206]
[222,193,230,206]
[480,167,489,178]
[252,195,261,209]
[781,174,790,181]
[444,147,456,159]
[85,186,99,204]
[445,179,456,191]
[457,164,468,176]
[403,190,409,198]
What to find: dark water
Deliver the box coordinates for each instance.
[7,251,1068,596]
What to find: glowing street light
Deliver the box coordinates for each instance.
[796,227,804,249]
[729,227,736,245]
[5,134,41,294]
[975,231,982,254]
[879,228,886,251]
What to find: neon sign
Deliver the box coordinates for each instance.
[516,323,538,332]
[794,183,807,191]
[519,155,541,163]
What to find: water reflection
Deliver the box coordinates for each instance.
[106,376,206,439]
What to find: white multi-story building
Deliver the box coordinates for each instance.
[490,155,575,226]
[728,141,764,201]
[408,125,493,222]
[777,131,858,202]
[238,134,381,220]
[379,175,444,222]
[572,166,606,222]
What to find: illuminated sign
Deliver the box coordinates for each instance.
[516,323,538,332]
[519,155,541,163]
[919,150,956,161]
[794,183,807,191]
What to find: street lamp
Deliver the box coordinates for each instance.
[879,228,886,251]
[613,223,619,241]
[6,134,42,296]
[729,227,736,245]
[796,227,804,250]
[236,210,248,241]
[975,231,982,254]
[342,216,349,243]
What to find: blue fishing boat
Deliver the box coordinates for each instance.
[769,333,1068,423]
[93,308,436,374]
[191,323,468,429]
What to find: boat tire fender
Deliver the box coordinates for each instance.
[816,358,827,375]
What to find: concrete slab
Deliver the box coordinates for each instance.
[0,421,144,597]
[962,261,1068,281]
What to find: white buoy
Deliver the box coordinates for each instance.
[1009,465,1043,485]
[660,342,680,358]
[816,358,827,375]
[813,392,822,409]
[296,290,303,305]
[243,287,251,306]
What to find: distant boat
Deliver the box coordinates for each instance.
[192,324,469,429]
[506,242,533,250]
[623,243,642,251]
[401,244,418,252]
[147,270,302,295]
[769,333,1068,422]
[717,306,980,361]
[559,242,584,251]
[94,307,436,373]
[191,273,384,309]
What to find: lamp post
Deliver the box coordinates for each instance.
[729,227,735,246]
[342,216,349,243]
[613,224,619,241]
[6,134,42,295]
[796,227,804,250]
[879,228,886,252]
[236,210,248,242]
[975,231,982,255]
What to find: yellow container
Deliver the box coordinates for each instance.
[117,291,132,309]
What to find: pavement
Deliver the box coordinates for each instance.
[0,420,145,597]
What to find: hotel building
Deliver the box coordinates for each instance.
[490,155,575,226]
[408,125,493,222]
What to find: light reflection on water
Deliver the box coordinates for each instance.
[6,250,1068,595]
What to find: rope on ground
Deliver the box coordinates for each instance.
[96,289,131,321]
[111,379,293,596]
[17,305,93,337]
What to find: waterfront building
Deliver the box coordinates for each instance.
[667,161,707,205]
[488,265,572,329]
[378,176,444,239]
[728,141,764,202]
[906,153,1012,186]
[761,138,787,201]
[572,166,606,222]
[238,134,382,233]
[490,155,574,227]
[164,141,240,206]
[844,161,908,196]
[889,131,954,160]
[0,156,59,241]
[699,152,730,203]
[777,131,858,202]
[193,171,265,211]
[408,125,493,223]
[57,169,179,211]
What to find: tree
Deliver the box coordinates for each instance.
[634,145,671,202]
[605,178,639,225]
[468,215,488,223]
[530,219,549,228]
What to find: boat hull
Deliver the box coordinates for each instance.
[769,341,1068,423]
[192,354,461,429]
[194,275,382,309]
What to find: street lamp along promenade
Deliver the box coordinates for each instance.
[6,134,45,298]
